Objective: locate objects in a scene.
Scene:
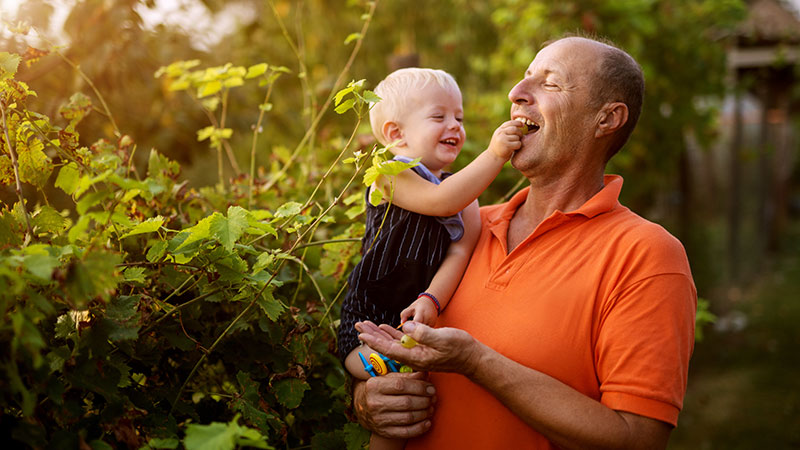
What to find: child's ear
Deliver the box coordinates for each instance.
[595,102,628,138]
[382,121,404,145]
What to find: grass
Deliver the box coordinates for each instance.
[668,238,800,449]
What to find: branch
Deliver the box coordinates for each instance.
[0,103,34,241]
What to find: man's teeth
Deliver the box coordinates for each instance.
[517,118,540,134]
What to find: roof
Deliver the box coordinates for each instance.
[738,0,800,44]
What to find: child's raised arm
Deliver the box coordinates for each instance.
[376,120,523,217]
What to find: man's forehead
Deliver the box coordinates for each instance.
[526,39,600,77]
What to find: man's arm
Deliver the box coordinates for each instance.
[356,322,672,450]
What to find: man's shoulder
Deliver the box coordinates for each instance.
[602,206,691,272]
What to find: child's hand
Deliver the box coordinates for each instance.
[400,297,439,327]
[488,120,524,160]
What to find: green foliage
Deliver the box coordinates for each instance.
[695,297,717,342]
[0,4,378,445]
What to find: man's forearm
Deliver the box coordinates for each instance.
[467,341,671,450]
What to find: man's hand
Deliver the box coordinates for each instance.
[353,372,436,439]
[355,321,483,376]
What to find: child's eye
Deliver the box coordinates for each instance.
[456,117,463,123]
[431,115,444,120]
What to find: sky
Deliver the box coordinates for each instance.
[0,0,256,51]
[4,0,800,48]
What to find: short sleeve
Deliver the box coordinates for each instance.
[595,273,697,426]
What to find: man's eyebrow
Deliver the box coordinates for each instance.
[525,68,561,78]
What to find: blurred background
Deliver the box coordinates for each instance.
[1,0,798,447]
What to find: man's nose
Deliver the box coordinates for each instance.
[508,78,532,104]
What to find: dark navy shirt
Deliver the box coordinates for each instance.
[337,167,457,361]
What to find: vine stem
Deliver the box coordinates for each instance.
[248,80,276,209]
[0,103,34,241]
[262,0,378,192]
[49,46,121,138]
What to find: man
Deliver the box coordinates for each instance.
[352,36,697,449]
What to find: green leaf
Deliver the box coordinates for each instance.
[334,98,356,114]
[146,240,169,262]
[0,52,21,77]
[175,213,216,251]
[274,202,303,219]
[252,252,274,274]
[333,86,354,106]
[59,92,92,124]
[55,162,81,195]
[106,295,141,341]
[245,63,268,79]
[184,416,270,450]
[208,207,248,251]
[223,76,244,88]
[122,266,146,283]
[369,188,383,207]
[362,90,381,104]
[198,80,222,98]
[32,205,67,234]
[184,422,236,450]
[344,32,362,45]
[148,438,180,449]
[120,216,164,239]
[273,378,309,409]
[255,289,284,321]
[24,253,58,280]
[344,423,370,450]
[54,313,76,340]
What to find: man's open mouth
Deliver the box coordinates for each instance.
[516,117,541,135]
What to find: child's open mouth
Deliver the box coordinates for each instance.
[440,138,459,146]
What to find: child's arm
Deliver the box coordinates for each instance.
[400,199,481,325]
[377,120,522,217]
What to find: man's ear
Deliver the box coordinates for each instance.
[382,121,404,145]
[595,102,629,138]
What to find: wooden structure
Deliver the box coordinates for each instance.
[727,0,800,277]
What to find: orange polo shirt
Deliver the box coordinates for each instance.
[407,175,696,449]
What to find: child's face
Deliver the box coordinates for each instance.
[396,84,465,173]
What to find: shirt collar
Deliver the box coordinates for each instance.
[487,174,624,225]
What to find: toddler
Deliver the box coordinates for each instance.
[337,68,522,449]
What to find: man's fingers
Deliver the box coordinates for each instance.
[374,420,432,440]
[375,409,433,427]
[367,372,434,396]
[377,323,405,339]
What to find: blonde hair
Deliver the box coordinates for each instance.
[369,68,461,145]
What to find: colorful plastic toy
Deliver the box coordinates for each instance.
[358,351,411,377]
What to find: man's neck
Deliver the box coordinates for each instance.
[506,171,605,252]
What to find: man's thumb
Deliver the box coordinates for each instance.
[403,321,431,345]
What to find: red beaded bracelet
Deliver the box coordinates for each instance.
[418,292,441,315]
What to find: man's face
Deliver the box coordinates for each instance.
[507,38,602,177]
